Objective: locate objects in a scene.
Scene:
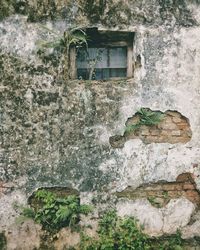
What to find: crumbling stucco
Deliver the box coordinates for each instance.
[117,198,195,236]
[116,173,200,208]
[1,0,200,248]
[110,109,192,147]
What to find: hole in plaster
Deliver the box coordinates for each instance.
[134,54,142,69]
[116,173,200,208]
[109,109,192,148]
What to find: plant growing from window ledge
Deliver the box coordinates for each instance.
[37,26,88,80]
[125,108,165,134]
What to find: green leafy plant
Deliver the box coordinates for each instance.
[125,124,141,134]
[163,191,169,199]
[125,108,165,134]
[37,26,88,80]
[149,230,183,250]
[22,189,92,231]
[21,207,35,219]
[80,210,183,250]
[137,108,164,126]
[80,210,149,250]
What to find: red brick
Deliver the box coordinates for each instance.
[183,183,196,190]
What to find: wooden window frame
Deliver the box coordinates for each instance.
[70,29,134,80]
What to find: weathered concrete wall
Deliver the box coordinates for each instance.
[1,0,200,248]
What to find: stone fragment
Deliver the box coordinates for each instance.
[116,199,164,236]
[162,198,195,234]
[117,197,195,237]
[181,220,200,239]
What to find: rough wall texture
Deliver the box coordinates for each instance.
[1,0,200,248]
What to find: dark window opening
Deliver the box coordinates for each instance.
[73,28,134,80]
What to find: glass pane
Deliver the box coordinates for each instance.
[77,48,107,69]
[110,68,127,78]
[77,68,126,80]
[109,47,127,68]
[76,49,87,69]
[77,69,89,80]
[76,47,127,80]
[91,48,107,69]
[94,69,110,80]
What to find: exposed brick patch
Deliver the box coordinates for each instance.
[110,109,192,148]
[116,173,200,208]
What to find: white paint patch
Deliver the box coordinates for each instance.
[117,198,163,236]
[117,198,195,236]
[162,198,195,234]
[181,220,200,239]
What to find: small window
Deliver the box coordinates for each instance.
[70,28,134,80]
[77,47,127,80]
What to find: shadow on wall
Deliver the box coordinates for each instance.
[110,109,192,148]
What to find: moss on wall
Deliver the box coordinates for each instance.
[0,0,75,22]
[0,0,198,27]
[0,0,14,21]
[0,233,6,250]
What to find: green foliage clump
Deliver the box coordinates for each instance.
[149,231,183,250]
[137,108,164,126]
[125,108,165,134]
[22,189,92,231]
[80,210,183,250]
[80,210,149,250]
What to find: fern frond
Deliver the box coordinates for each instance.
[55,205,71,223]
